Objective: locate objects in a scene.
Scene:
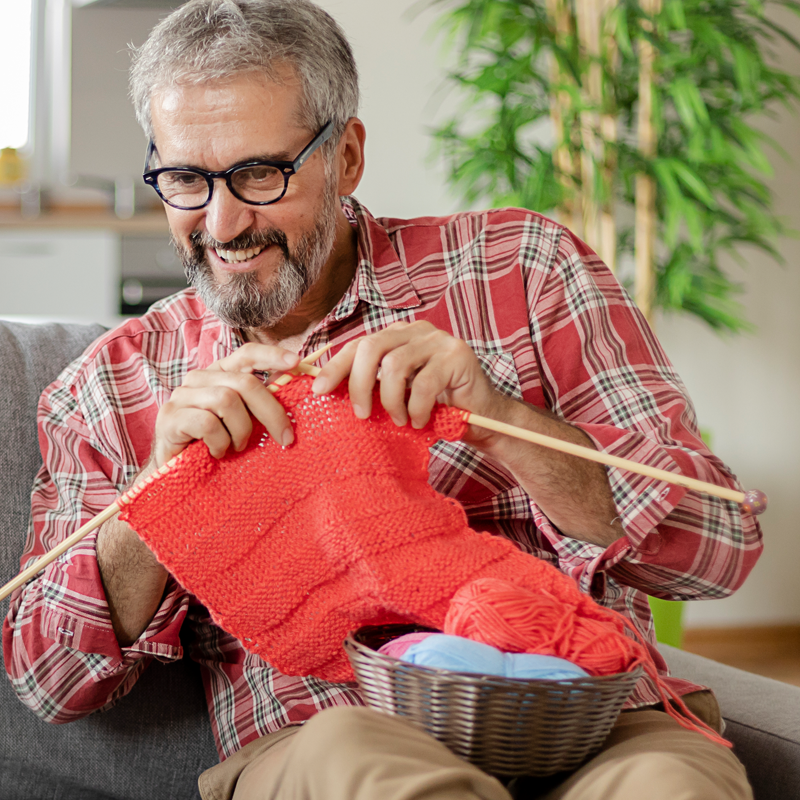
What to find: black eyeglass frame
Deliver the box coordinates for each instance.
[142,120,335,210]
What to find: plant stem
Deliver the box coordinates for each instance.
[635,0,661,324]
[547,0,582,237]
[600,0,619,273]
[576,0,618,271]
[577,0,602,252]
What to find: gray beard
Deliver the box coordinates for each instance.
[174,187,340,331]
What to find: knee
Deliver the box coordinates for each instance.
[285,707,510,800]
[613,752,751,800]
[301,705,380,739]
[294,706,458,770]
[295,706,391,759]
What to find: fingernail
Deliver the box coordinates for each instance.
[281,428,294,446]
[352,404,368,419]
[282,353,299,367]
[312,377,327,394]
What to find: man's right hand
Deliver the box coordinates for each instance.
[152,343,302,467]
[98,343,302,646]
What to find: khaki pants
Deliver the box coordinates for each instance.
[198,700,752,800]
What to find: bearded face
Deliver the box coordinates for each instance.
[174,171,340,331]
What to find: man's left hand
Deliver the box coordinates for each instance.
[311,321,512,446]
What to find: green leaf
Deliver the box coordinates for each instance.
[607,5,633,58]
[668,80,699,131]
[668,159,719,209]
[728,119,777,175]
[663,0,687,31]
[732,44,759,105]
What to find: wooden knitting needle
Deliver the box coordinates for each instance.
[0,343,335,603]
[291,361,768,516]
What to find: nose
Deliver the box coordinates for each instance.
[202,178,257,244]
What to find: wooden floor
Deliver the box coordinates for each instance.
[682,625,800,686]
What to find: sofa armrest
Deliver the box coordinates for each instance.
[660,644,800,799]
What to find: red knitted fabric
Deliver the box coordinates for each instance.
[118,376,728,747]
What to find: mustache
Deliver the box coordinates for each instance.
[188,227,290,256]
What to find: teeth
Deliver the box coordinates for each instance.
[214,245,265,264]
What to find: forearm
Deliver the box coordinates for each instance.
[96,460,169,646]
[520,417,764,599]
[96,516,169,646]
[474,396,623,547]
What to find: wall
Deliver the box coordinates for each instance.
[49,1,800,626]
[70,6,167,183]
[311,0,457,219]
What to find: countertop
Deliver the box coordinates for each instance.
[0,205,170,234]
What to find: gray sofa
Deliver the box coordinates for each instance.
[0,318,798,799]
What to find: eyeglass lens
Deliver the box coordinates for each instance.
[156,164,287,208]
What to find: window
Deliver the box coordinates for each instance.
[0,0,34,150]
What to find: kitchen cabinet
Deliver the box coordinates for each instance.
[0,229,119,323]
[0,208,177,325]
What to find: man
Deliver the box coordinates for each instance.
[4,1,761,798]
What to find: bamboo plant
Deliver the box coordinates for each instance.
[425,0,800,331]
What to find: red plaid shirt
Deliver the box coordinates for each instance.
[4,198,762,760]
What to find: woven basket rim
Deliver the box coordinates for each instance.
[345,626,645,688]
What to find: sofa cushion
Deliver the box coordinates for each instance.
[0,319,108,580]
[0,320,218,800]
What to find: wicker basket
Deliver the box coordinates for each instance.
[344,624,643,777]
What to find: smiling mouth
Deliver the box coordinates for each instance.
[214,245,266,264]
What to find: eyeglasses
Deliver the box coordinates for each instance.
[142,120,334,210]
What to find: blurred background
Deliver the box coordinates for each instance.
[1,0,799,680]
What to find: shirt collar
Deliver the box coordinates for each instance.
[333,196,421,321]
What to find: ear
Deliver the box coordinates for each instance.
[335,117,366,196]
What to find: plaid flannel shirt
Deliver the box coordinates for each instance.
[3,197,763,760]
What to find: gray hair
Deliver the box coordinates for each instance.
[130,0,359,155]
